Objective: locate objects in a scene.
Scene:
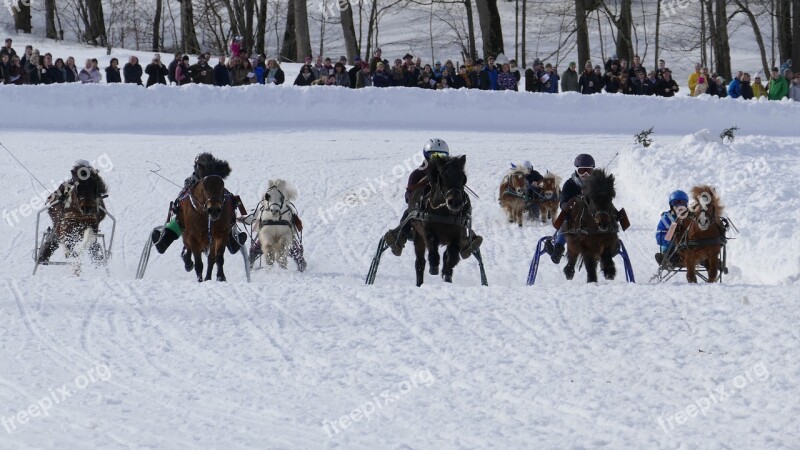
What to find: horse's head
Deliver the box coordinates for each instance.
[503,168,528,197]
[427,155,467,212]
[200,175,225,221]
[688,185,724,232]
[582,169,617,232]
[541,172,560,200]
[70,165,107,215]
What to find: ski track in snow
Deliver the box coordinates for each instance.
[1,128,799,449]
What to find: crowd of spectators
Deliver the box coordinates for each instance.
[2,36,799,102]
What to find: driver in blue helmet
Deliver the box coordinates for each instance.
[543,153,595,263]
[655,189,689,265]
[384,138,483,258]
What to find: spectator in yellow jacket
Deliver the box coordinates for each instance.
[687,63,701,95]
[752,74,767,99]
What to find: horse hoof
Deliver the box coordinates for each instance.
[443,273,453,283]
[217,276,227,282]
[197,277,203,283]
[564,266,575,280]
[603,268,617,280]
[429,266,439,275]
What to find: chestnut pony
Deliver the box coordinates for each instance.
[499,167,528,227]
[671,185,727,283]
[537,172,561,225]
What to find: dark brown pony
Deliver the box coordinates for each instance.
[562,169,620,283]
[672,185,726,283]
[409,155,469,286]
[39,164,108,270]
[537,172,561,225]
[179,174,235,282]
[499,167,528,227]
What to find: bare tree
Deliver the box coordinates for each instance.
[777,0,793,62]
[734,0,771,77]
[475,0,504,57]
[340,0,360,59]
[14,1,33,33]
[295,0,313,60]
[281,0,297,61]
[153,0,163,51]
[575,0,591,69]
[256,0,268,55]
[45,0,59,39]
[600,0,634,62]
[177,0,201,53]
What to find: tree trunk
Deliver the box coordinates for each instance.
[256,0,268,55]
[616,0,633,62]
[575,0,591,69]
[365,0,377,61]
[514,0,519,62]
[735,0,771,78]
[294,0,312,61]
[12,1,32,33]
[793,0,800,72]
[153,0,163,51]
[45,0,58,39]
[475,0,504,57]
[245,0,255,55]
[714,0,731,80]
[281,0,297,61]
[340,0,360,60]
[654,0,661,68]
[87,0,107,46]
[700,1,707,66]
[705,0,715,69]
[520,0,526,67]
[178,0,200,54]
[465,0,478,60]
[777,0,793,63]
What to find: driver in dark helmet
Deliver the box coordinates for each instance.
[384,138,483,259]
[543,153,596,263]
[151,153,245,255]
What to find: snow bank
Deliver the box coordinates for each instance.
[1,83,799,135]
[617,130,800,285]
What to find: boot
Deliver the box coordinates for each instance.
[227,230,247,254]
[384,228,406,256]
[460,234,483,259]
[153,228,179,254]
[544,238,564,264]
[655,253,664,264]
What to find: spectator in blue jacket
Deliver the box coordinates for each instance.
[728,71,743,98]
[372,62,391,87]
[483,56,499,90]
[655,190,689,265]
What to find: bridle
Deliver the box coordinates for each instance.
[575,194,617,234]
[188,175,225,219]
[427,162,465,212]
[501,172,528,200]
[258,185,296,226]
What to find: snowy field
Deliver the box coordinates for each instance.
[1,85,799,449]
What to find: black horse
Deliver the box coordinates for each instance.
[408,155,472,287]
[562,169,620,283]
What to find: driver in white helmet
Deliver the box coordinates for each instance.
[384,138,483,258]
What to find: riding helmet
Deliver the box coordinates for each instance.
[573,153,596,168]
[669,190,689,206]
[423,138,450,160]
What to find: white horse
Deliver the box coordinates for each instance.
[257,179,299,269]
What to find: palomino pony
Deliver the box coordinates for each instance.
[672,185,727,283]
[256,179,300,269]
[499,167,529,227]
[561,169,620,283]
[409,155,471,286]
[178,164,235,282]
[39,162,108,273]
[537,172,561,225]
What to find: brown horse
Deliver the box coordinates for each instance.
[672,185,726,283]
[38,163,108,273]
[409,155,471,286]
[537,172,561,225]
[499,167,528,227]
[561,169,620,283]
[178,175,235,282]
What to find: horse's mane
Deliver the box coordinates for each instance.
[583,169,616,200]
[508,166,527,177]
[70,163,108,194]
[196,152,232,179]
[426,155,466,179]
[543,171,561,185]
[691,185,724,216]
[267,179,297,201]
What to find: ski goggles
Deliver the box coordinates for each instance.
[670,200,687,207]
[428,152,448,159]
[576,167,594,175]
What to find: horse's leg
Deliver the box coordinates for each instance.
[706,251,719,283]
[414,233,426,287]
[442,241,461,283]
[684,253,698,283]
[427,234,440,275]
[205,242,217,281]
[563,245,578,280]
[516,206,523,227]
[215,242,226,282]
[193,248,204,282]
[600,245,617,280]
[584,253,599,283]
